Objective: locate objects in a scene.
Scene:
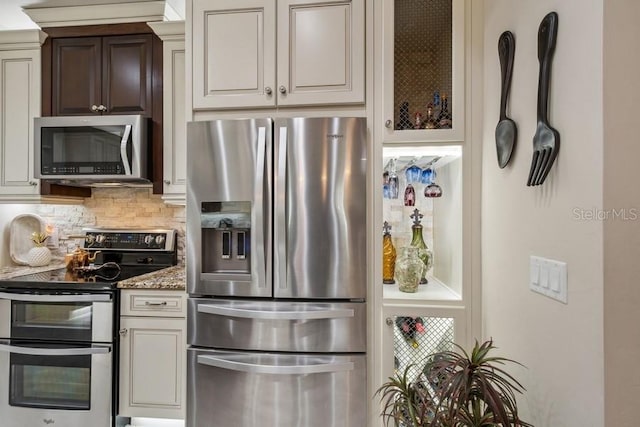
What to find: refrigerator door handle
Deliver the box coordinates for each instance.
[197,354,354,375]
[274,126,288,290]
[197,303,354,320]
[253,126,268,289]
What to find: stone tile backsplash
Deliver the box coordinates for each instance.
[33,188,186,264]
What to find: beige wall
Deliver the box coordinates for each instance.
[482,1,604,426]
[603,1,640,425]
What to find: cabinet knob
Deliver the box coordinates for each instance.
[265,87,273,95]
[91,105,100,113]
[29,181,37,186]
[385,120,393,129]
[98,105,107,112]
[119,328,128,337]
[163,179,170,184]
[385,317,393,326]
[279,85,287,94]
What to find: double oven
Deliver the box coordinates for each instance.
[0,283,116,427]
[0,227,178,427]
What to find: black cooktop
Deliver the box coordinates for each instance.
[0,228,178,292]
[0,265,166,291]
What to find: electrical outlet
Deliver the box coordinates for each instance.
[529,256,567,304]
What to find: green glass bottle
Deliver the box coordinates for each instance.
[409,209,433,284]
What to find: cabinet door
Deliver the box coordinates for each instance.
[102,34,153,116]
[51,37,101,116]
[0,49,40,199]
[277,0,365,106]
[162,40,187,201]
[119,316,185,419]
[381,305,466,383]
[379,0,465,142]
[192,0,276,109]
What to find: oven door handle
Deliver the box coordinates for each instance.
[0,343,111,356]
[197,354,353,375]
[197,303,354,320]
[0,292,111,303]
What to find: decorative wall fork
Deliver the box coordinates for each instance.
[527,12,560,186]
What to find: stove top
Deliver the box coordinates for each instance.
[0,227,178,292]
[0,265,168,291]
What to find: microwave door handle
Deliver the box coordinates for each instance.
[197,355,353,375]
[0,292,111,303]
[274,126,287,290]
[253,126,268,291]
[197,303,354,320]
[120,124,133,176]
[0,343,111,356]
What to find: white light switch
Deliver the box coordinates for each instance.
[529,256,567,304]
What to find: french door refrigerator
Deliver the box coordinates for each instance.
[186,117,367,427]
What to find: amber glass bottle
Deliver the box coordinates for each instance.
[382,221,397,284]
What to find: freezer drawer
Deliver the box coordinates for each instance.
[188,298,366,353]
[187,349,366,427]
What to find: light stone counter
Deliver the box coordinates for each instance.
[0,262,66,280]
[117,265,185,290]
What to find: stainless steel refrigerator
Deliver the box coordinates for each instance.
[186,117,368,427]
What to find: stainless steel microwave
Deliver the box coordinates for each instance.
[34,115,149,184]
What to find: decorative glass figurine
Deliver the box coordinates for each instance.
[382,221,397,284]
[404,184,415,206]
[409,209,433,284]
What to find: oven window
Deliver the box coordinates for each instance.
[11,302,93,342]
[10,352,91,410]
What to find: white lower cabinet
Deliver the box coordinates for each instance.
[119,290,186,420]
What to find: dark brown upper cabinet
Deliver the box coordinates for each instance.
[41,24,164,195]
[51,34,153,116]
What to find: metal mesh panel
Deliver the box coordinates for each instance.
[393,316,454,381]
[394,0,452,130]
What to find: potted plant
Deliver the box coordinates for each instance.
[376,339,532,427]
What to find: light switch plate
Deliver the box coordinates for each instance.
[529,256,567,304]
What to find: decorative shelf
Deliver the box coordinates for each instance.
[382,275,461,302]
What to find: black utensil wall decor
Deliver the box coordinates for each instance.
[495,30,517,168]
[527,11,560,186]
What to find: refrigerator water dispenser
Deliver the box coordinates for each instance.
[200,202,251,274]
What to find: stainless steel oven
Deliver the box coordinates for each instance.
[0,292,114,343]
[0,341,112,426]
[0,290,116,427]
[0,227,179,427]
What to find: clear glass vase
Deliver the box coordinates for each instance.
[395,247,424,293]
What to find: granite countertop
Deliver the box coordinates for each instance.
[117,265,186,290]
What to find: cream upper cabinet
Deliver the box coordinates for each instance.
[149,21,187,205]
[377,0,465,143]
[0,30,45,202]
[192,0,364,109]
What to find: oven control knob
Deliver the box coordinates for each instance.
[155,234,166,246]
[95,234,106,245]
[85,234,96,245]
[144,235,154,245]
